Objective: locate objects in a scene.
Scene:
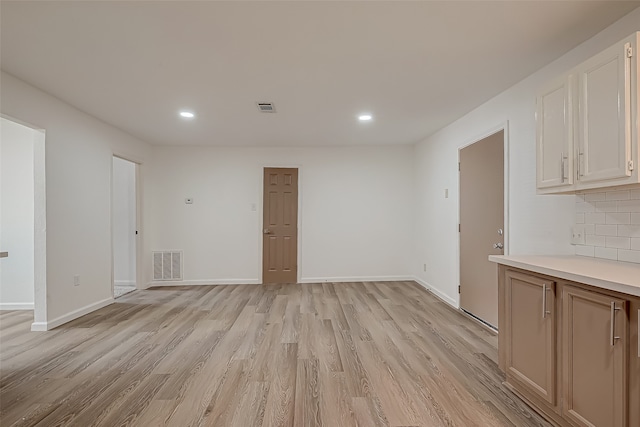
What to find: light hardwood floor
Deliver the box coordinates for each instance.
[0,282,550,426]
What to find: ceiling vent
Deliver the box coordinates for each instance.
[257,102,276,113]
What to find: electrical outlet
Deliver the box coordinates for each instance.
[74,275,80,286]
[571,225,585,245]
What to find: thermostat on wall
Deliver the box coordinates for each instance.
[185,198,193,204]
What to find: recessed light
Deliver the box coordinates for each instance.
[358,114,372,121]
[179,111,195,119]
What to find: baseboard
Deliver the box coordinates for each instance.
[0,302,34,310]
[412,276,459,309]
[145,279,261,288]
[114,280,135,286]
[30,297,114,331]
[299,275,414,283]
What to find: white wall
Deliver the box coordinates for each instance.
[0,118,35,309]
[145,146,413,285]
[412,9,640,307]
[112,157,137,286]
[0,71,152,328]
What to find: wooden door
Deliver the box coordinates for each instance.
[460,130,504,328]
[505,270,557,406]
[577,39,632,183]
[536,73,574,189]
[562,284,628,427]
[262,168,298,284]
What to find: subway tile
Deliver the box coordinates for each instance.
[632,238,640,251]
[630,189,640,200]
[576,202,595,213]
[606,212,630,225]
[575,213,585,224]
[595,201,618,212]
[606,190,630,201]
[585,192,606,202]
[576,193,586,202]
[595,224,617,236]
[595,246,618,260]
[617,225,640,238]
[605,236,630,249]
[586,235,606,247]
[575,245,595,257]
[617,199,640,213]
[585,212,606,224]
[632,213,640,225]
[618,249,640,264]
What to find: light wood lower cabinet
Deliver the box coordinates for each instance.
[505,270,557,406]
[562,285,627,427]
[498,266,640,427]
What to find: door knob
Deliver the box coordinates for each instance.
[263,229,272,234]
[493,243,504,250]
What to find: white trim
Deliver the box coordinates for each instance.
[145,279,261,288]
[0,303,34,310]
[114,280,136,286]
[299,275,414,283]
[30,297,114,331]
[412,276,459,309]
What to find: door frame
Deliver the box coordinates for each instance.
[457,121,510,312]
[110,153,144,295]
[259,165,302,284]
[1,114,48,331]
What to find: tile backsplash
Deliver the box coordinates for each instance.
[575,189,640,264]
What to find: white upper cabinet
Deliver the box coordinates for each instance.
[536,74,574,189]
[537,32,639,194]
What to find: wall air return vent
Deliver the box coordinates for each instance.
[257,102,276,113]
[152,251,183,281]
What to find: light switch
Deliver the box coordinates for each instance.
[251,203,257,211]
[185,198,193,204]
[444,189,449,198]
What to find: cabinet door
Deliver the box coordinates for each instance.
[536,74,574,190]
[577,40,633,183]
[562,285,628,427]
[505,271,556,405]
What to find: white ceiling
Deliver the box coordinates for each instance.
[1,1,638,147]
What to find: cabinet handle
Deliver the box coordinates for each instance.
[560,152,565,183]
[610,302,621,346]
[578,152,584,177]
[542,284,547,319]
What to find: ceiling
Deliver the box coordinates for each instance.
[1,1,638,147]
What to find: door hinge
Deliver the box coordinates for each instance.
[458,223,461,232]
[627,46,633,58]
[629,160,634,171]
[458,162,461,171]
[458,285,461,294]
[135,230,138,235]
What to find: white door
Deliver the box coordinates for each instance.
[577,40,633,183]
[112,157,137,298]
[536,74,574,189]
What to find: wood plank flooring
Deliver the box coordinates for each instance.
[0,282,550,426]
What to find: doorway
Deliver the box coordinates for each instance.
[112,156,137,298]
[459,128,506,329]
[0,116,47,330]
[262,167,298,284]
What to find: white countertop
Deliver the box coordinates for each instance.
[489,255,640,297]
